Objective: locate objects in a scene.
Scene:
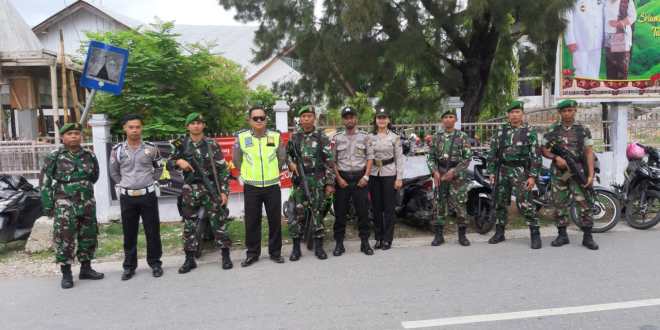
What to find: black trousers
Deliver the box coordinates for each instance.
[120,191,162,270]
[334,171,370,241]
[244,184,282,258]
[369,175,397,243]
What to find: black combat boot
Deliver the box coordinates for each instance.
[61,264,73,289]
[289,238,302,261]
[221,248,233,269]
[488,225,506,244]
[360,238,374,255]
[431,225,445,246]
[178,251,197,274]
[458,226,470,246]
[551,226,569,247]
[581,227,599,250]
[530,226,542,249]
[314,238,327,260]
[333,239,345,256]
[79,261,104,280]
[373,240,383,249]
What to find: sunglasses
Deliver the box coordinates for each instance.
[251,116,266,122]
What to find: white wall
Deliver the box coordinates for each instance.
[36,9,127,58]
[248,59,301,90]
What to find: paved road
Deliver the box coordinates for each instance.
[2,227,660,330]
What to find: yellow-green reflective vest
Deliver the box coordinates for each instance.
[238,130,280,187]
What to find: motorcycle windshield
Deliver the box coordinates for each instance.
[402,156,431,180]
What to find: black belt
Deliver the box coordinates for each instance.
[374,158,394,167]
[502,161,528,167]
[437,160,458,169]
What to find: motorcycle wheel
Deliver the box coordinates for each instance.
[473,196,494,234]
[569,189,620,233]
[624,188,660,230]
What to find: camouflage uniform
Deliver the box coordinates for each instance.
[287,127,335,239]
[487,123,542,226]
[426,129,472,227]
[170,136,231,252]
[40,147,100,265]
[543,122,594,228]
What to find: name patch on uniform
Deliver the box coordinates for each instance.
[245,137,253,147]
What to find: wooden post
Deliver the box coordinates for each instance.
[68,70,81,122]
[50,64,60,146]
[59,30,69,124]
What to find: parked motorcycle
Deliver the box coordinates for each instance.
[395,155,435,228]
[471,154,620,233]
[0,175,42,243]
[614,143,660,229]
[466,152,495,234]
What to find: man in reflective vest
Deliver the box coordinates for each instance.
[233,106,287,267]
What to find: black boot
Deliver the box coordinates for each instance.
[60,265,73,289]
[178,251,197,274]
[79,261,104,280]
[488,225,506,244]
[374,240,383,249]
[289,238,302,261]
[431,225,445,246]
[333,239,345,256]
[551,226,570,247]
[221,248,233,269]
[314,238,327,260]
[530,226,542,249]
[582,227,599,250]
[458,226,470,246]
[360,238,374,255]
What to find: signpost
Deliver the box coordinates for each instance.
[79,40,129,125]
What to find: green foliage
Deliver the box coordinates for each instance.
[325,92,375,127]
[220,0,575,122]
[86,22,251,138]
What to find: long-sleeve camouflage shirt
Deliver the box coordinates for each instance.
[39,147,100,213]
[427,129,472,176]
[170,136,230,195]
[487,123,541,178]
[287,127,335,186]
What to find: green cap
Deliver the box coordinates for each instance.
[506,100,524,112]
[441,108,456,118]
[557,99,578,110]
[297,105,315,116]
[59,122,82,135]
[185,112,205,126]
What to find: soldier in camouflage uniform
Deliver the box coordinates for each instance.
[170,112,233,273]
[426,109,472,247]
[287,105,335,261]
[541,99,599,250]
[486,101,543,249]
[40,123,104,289]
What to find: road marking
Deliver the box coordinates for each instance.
[401,298,660,328]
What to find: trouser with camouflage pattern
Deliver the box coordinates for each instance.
[53,197,98,265]
[435,172,468,227]
[288,177,325,239]
[179,183,231,252]
[493,165,539,227]
[551,168,594,228]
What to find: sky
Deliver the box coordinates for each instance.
[10,0,254,27]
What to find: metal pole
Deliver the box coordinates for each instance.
[79,89,97,126]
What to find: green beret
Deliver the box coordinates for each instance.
[185,112,205,126]
[441,108,456,118]
[297,105,315,116]
[557,99,578,110]
[506,100,524,112]
[59,123,82,135]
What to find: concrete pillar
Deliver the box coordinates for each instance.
[608,102,630,185]
[88,113,112,222]
[455,107,462,130]
[273,99,290,133]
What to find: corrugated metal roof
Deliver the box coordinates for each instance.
[0,0,44,56]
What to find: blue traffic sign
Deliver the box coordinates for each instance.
[80,40,128,95]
